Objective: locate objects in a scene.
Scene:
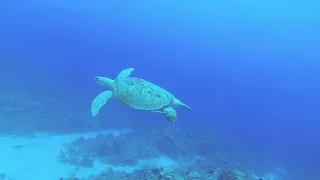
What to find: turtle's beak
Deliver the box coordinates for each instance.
[94,76,103,85]
[94,76,115,89]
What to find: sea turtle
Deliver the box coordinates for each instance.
[91,68,191,123]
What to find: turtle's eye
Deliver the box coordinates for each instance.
[94,77,99,80]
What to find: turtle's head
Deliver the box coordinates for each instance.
[94,76,115,90]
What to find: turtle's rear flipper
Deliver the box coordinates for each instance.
[152,106,177,123]
[164,110,177,123]
[91,90,113,116]
[173,98,192,111]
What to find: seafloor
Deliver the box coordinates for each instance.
[0,91,292,180]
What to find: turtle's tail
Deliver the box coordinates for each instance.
[173,98,192,111]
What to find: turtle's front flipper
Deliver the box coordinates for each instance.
[91,90,113,116]
[117,68,134,78]
[153,106,177,123]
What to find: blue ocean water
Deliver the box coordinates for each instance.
[0,0,319,179]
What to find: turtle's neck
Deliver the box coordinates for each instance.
[103,77,115,90]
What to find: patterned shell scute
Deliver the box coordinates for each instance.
[114,77,174,110]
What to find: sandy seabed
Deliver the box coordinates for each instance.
[0,130,176,180]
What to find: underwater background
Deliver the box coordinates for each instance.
[0,0,319,179]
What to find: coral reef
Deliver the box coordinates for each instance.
[61,167,249,180]
[0,173,6,180]
[58,132,160,168]
[58,126,225,169]
[57,125,253,180]
[217,169,248,180]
